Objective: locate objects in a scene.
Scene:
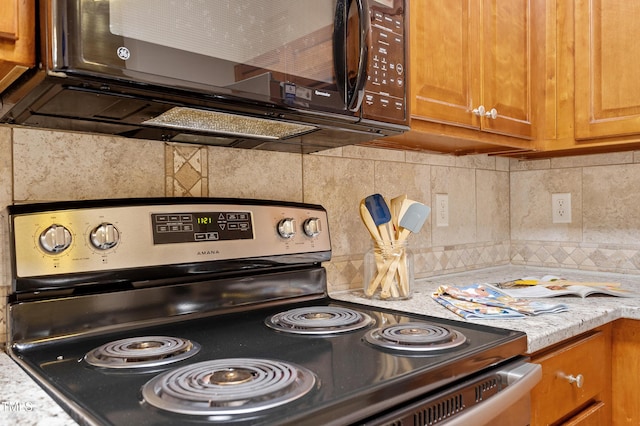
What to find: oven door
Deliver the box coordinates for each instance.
[50,0,370,116]
[365,360,542,426]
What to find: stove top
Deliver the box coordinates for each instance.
[6,198,529,426]
[84,336,201,369]
[265,306,375,334]
[14,298,524,426]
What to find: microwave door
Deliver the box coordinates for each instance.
[334,0,370,114]
[66,0,357,117]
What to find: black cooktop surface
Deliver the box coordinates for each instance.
[15,299,526,426]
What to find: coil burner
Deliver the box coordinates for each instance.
[85,336,201,369]
[265,306,374,335]
[364,322,467,353]
[141,358,316,417]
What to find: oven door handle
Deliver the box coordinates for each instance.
[445,362,542,426]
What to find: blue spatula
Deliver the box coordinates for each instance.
[364,194,393,243]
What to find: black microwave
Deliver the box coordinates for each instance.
[1,0,408,153]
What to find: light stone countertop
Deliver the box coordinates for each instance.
[2,265,640,425]
[331,265,640,354]
[0,354,77,425]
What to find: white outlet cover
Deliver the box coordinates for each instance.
[552,193,572,224]
[435,193,449,227]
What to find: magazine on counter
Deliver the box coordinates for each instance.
[492,275,635,298]
[432,283,569,320]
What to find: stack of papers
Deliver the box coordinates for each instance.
[432,283,569,320]
[494,275,633,298]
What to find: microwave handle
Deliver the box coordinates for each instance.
[334,0,369,112]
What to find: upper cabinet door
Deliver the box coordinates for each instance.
[0,0,36,92]
[409,0,535,139]
[481,0,535,139]
[574,0,640,140]
[410,0,481,129]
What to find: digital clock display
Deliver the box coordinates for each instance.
[197,216,213,225]
[151,211,253,244]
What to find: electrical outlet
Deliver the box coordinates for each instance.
[436,194,449,227]
[552,193,572,224]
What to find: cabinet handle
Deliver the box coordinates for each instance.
[472,105,498,119]
[558,372,584,388]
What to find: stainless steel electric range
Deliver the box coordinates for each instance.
[6,198,540,426]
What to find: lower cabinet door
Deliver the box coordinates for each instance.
[530,327,611,426]
[562,401,606,426]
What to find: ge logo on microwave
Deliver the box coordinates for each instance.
[117,47,131,61]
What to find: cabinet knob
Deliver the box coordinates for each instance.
[558,372,584,388]
[472,105,498,119]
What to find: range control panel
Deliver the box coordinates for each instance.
[10,200,331,278]
[151,211,254,244]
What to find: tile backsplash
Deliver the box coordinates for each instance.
[510,152,640,274]
[3,125,640,344]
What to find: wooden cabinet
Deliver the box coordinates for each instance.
[529,325,611,426]
[370,0,554,155]
[612,319,640,425]
[411,0,537,139]
[535,1,640,156]
[0,0,35,92]
[574,0,640,140]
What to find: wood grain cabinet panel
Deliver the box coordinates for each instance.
[562,401,607,426]
[574,0,640,140]
[410,0,479,130]
[530,326,611,426]
[612,319,640,425]
[410,0,538,140]
[0,0,35,92]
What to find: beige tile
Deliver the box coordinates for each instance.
[551,152,633,168]
[374,161,432,250]
[311,147,343,158]
[0,126,11,345]
[510,158,551,171]
[476,170,510,242]
[207,146,302,201]
[495,156,510,172]
[455,154,496,170]
[510,168,582,242]
[342,145,405,162]
[405,151,457,167]
[0,126,11,205]
[302,155,375,258]
[13,129,165,201]
[430,166,476,246]
[583,163,640,244]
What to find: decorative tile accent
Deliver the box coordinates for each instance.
[511,242,640,275]
[165,143,208,197]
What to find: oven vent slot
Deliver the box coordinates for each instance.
[413,394,464,425]
[474,377,500,402]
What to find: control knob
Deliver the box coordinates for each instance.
[277,218,296,239]
[303,217,322,237]
[90,223,120,250]
[39,224,72,254]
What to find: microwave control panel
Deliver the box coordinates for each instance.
[363,0,407,125]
